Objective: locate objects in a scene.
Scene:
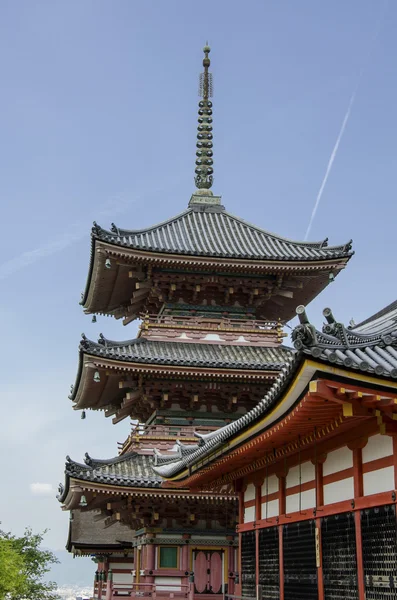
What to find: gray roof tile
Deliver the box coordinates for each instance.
[59,452,162,502]
[93,205,353,262]
[79,334,292,371]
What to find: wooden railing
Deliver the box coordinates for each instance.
[118,424,218,453]
[130,423,218,438]
[105,581,191,599]
[140,314,279,333]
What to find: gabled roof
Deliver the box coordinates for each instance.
[151,304,397,480]
[92,203,353,262]
[58,452,162,503]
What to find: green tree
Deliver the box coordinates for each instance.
[0,528,60,600]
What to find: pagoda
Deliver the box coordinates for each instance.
[58,46,353,600]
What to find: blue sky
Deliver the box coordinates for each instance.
[0,0,395,565]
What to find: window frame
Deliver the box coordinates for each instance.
[158,545,179,569]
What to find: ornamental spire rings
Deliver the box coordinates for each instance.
[195,45,214,191]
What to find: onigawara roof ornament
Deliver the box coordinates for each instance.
[195,44,214,192]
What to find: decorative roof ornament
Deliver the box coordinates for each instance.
[194,44,214,192]
[291,305,397,377]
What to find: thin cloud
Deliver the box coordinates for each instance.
[30,483,55,496]
[304,0,389,240]
[0,228,86,280]
[0,177,186,281]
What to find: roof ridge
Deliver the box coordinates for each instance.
[93,208,194,237]
[84,451,139,467]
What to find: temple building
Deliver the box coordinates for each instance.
[157,300,397,600]
[58,46,353,599]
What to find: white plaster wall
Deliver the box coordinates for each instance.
[286,489,316,513]
[244,506,256,523]
[155,576,182,591]
[323,477,354,504]
[113,572,133,584]
[323,447,353,476]
[244,483,256,502]
[286,462,315,488]
[362,434,393,463]
[261,498,279,518]
[363,466,394,495]
[261,474,279,497]
[109,562,133,570]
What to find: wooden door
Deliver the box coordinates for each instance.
[193,550,224,594]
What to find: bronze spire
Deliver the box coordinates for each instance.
[195,44,213,191]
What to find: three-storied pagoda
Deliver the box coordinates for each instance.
[58,46,353,600]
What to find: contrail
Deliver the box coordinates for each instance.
[304,92,356,241]
[304,0,389,241]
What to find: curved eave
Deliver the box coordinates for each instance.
[81,236,352,317]
[71,348,284,413]
[159,358,397,486]
[60,476,229,511]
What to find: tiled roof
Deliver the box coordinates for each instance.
[58,452,162,502]
[92,204,353,262]
[292,306,397,377]
[353,299,397,334]
[152,304,397,479]
[78,334,292,371]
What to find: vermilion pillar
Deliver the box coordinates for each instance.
[316,518,324,600]
[146,542,155,584]
[228,543,235,594]
[353,447,365,600]
[279,525,284,600]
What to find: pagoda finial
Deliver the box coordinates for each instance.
[195,44,214,191]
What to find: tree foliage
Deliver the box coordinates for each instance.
[0,528,60,600]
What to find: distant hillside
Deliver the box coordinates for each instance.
[46,550,93,586]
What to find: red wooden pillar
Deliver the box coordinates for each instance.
[352,446,365,600]
[354,511,365,600]
[278,525,284,600]
[278,474,286,516]
[182,535,190,593]
[392,436,397,488]
[314,456,325,507]
[146,542,155,584]
[316,518,324,600]
[255,528,259,587]
[228,543,235,594]
[236,489,244,597]
[182,537,190,572]
[236,532,242,597]
[255,483,262,588]
[255,483,262,522]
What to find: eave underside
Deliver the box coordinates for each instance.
[71,347,287,423]
[83,241,350,322]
